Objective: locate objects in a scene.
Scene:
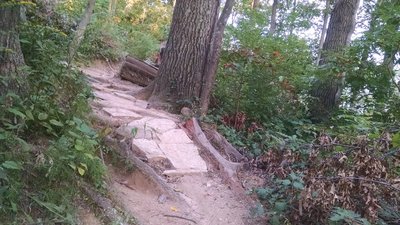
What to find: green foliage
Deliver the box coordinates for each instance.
[330,208,371,225]
[54,0,172,61]
[0,3,105,223]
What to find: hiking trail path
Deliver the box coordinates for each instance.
[80,61,262,225]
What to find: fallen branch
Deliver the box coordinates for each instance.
[163,214,197,224]
[184,118,242,181]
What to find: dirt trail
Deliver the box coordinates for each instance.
[81,61,258,225]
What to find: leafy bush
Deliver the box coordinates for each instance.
[0,5,105,223]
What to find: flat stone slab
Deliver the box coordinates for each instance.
[117,117,156,139]
[131,139,165,159]
[158,143,207,172]
[158,129,193,144]
[145,118,177,134]
[103,107,142,118]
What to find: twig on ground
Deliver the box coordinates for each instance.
[163,214,197,224]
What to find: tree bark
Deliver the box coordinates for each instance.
[108,0,117,18]
[269,0,279,35]
[315,0,331,65]
[0,2,28,96]
[199,0,235,115]
[309,0,360,122]
[148,0,220,110]
[252,0,260,9]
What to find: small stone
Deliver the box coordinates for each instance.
[158,194,167,204]
[180,107,193,117]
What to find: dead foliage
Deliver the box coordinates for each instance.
[257,132,400,224]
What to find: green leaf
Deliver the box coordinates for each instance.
[38,113,48,121]
[68,131,81,138]
[292,181,304,190]
[280,179,291,186]
[49,119,63,127]
[74,144,84,151]
[84,153,95,160]
[79,163,88,170]
[0,167,8,180]
[274,201,287,212]
[0,133,6,140]
[2,161,22,170]
[131,127,138,137]
[393,132,400,148]
[25,110,34,120]
[68,163,76,170]
[11,202,17,212]
[7,108,26,119]
[77,167,85,176]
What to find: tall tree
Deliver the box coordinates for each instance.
[141,0,234,114]
[269,0,279,35]
[0,1,28,96]
[309,0,360,122]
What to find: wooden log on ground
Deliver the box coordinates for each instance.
[119,56,158,86]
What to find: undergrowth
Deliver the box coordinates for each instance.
[0,4,106,224]
[206,110,400,224]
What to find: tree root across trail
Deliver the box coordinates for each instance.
[79,60,262,225]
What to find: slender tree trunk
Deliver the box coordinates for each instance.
[288,0,297,36]
[0,3,28,96]
[269,0,278,35]
[252,0,260,9]
[200,0,235,115]
[310,0,360,122]
[148,0,220,110]
[68,0,96,65]
[108,0,117,19]
[316,0,331,65]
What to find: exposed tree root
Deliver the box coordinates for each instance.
[203,128,245,162]
[134,81,154,100]
[184,118,242,183]
[80,182,135,225]
[103,135,188,205]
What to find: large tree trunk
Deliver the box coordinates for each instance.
[147,0,220,111]
[269,0,279,35]
[0,3,28,96]
[309,0,360,122]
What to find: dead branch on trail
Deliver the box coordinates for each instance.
[184,118,242,182]
[163,214,197,224]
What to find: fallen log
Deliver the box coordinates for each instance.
[119,56,158,86]
[125,56,158,76]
